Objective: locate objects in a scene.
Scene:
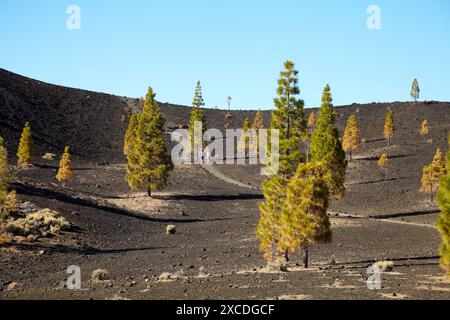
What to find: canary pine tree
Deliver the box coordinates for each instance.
[251,110,264,156]
[17,121,32,167]
[56,147,74,182]
[310,85,347,199]
[420,120,429,136]
[378,152,389,180]
[256,175,289,261]
[126,87,172,197]
[124,112,138,156]
[305,112,317,163]
[280,162,331,268]
[188,81,206,149]
[342,115,359,161]
[0,137,10,206]
[269,60,306,177]
[257,61,306,263]
[308,112,316,128]
[252,110,264,130]
[421,148,447,201]
[411,79,420,104]
[241,117,251,155]
[0,137,18,221]
[384,110,394,147]
[437,150,450,278]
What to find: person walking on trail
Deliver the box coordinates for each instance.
[201,150,206,163]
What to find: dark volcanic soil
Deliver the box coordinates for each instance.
[0,69,449,300]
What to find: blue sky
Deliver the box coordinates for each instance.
[1,0,449,109]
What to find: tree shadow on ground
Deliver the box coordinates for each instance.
[153,193,264,202]
[11,182,205,224]
[348,176,417,185]
[353,153,416,161]
[369,209,439,219]
[7,242,166,255]
[331,255,440,269]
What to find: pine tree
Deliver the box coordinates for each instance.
[192,80,205,109]
[126,87,172,197]
[270,60,306,178]
[420,120,429,136]
[410,79,420,104]
[257,61,306,263]
[17,121,32,167]
[241,117,251,155]
[384,110,394,147]
[252,110,264,156]
[56,146,74,182]
[421,148,447,201]
[124,112,138,156]
[0,137,11,205]
[256,175,289,261]
[378,152,389,180]
[279,162,331,268]
[252,110,264,130]
[437,150,450,278]
[310,85,347,199]
[0,137,17,221]
[308,112,316,128]
[342,115,359,161]
[188,81,206,150]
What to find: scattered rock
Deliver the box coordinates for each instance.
[267,259,289,272]
[158,272,173,281]
[91,269,109,282]
[166,225,176,235]
[7,282,18,291]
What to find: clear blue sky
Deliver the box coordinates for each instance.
[1,0,449,109]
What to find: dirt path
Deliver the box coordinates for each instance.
[201,164,260,190]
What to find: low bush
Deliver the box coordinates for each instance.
[6,208,70,237]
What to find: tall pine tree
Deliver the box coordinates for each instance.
[0,137,10,204]
[0,136,16,221]
[310,85,347,199]
[410,79,420,104]
[56,147,74,182]
[378,152,389,180]
[17,121,32,167]
[257,61,306,263]
[252,110,264,156]
[241,117,251,156]
[420,120,429,136]
[252,110,264,130]
[269,60,306,177]
[280,162,331,268]
[188,81,206,150]
[124,112,138,156]
[421,148,447,201]
[126,87,172,197]
[256,175,289,261]
[384,110,394,147]
[342,115,359,161]
[437,150,450,278]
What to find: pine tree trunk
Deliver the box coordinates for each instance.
[147,185,152,198]
[306,141,310,163]
[284,249,289,262]
[303,249,309,269]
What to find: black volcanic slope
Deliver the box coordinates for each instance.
[0,68,272,163]
[0,68,449,165]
